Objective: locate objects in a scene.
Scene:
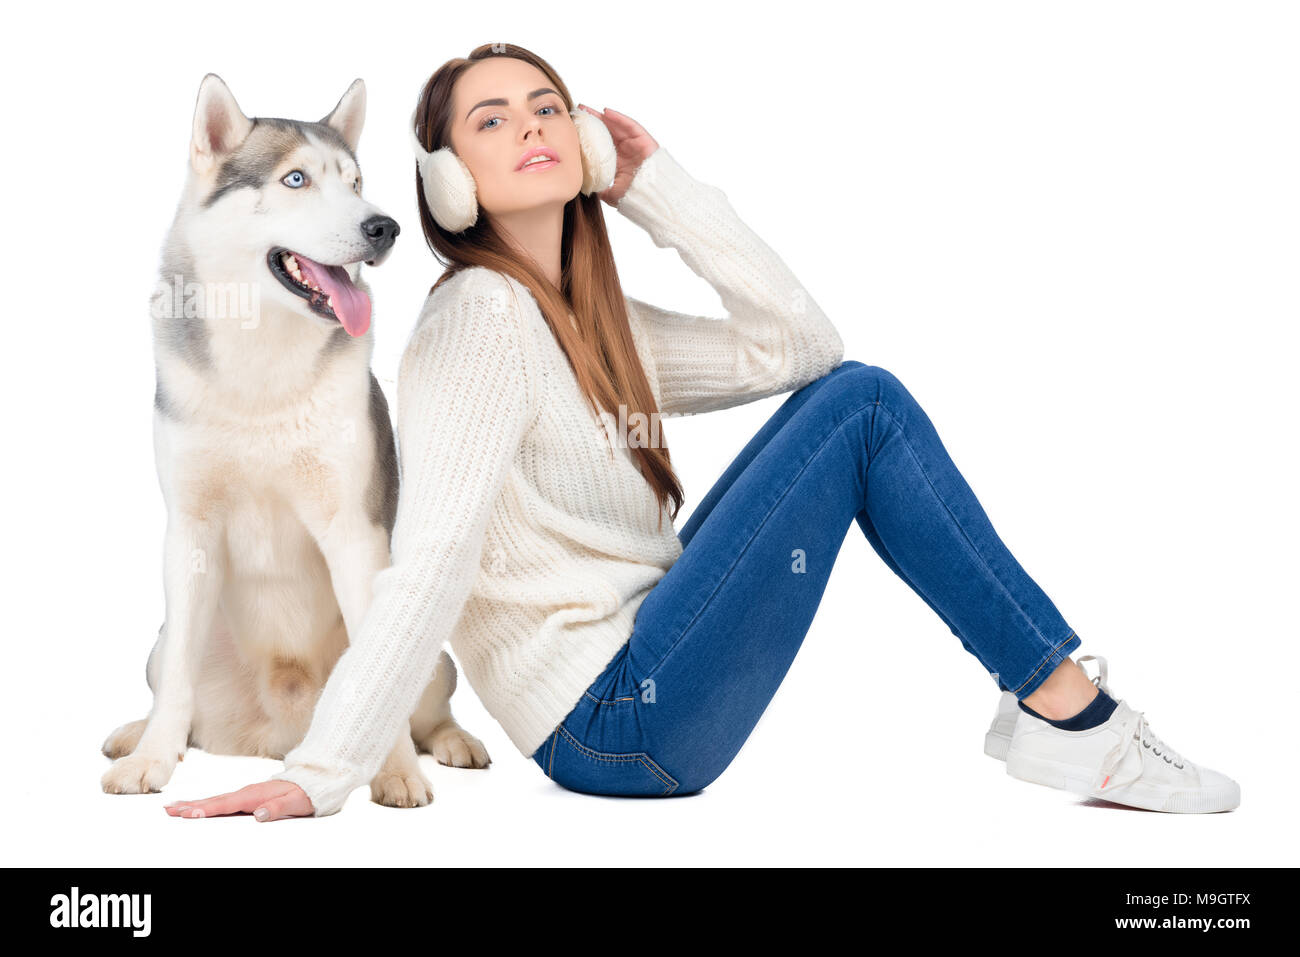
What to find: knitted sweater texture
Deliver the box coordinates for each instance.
[270,146,845,816]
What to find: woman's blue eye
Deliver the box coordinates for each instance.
[479,104,560,131]
[282,170,306,188]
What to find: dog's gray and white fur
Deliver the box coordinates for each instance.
[101,74,489,808]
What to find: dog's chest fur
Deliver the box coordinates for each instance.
[153,314,391,570]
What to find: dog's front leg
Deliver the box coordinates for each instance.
[314,508,392,644]
[369,728,434,808]
[102,515,225,794]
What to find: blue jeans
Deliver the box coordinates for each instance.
[530,360,1081,796]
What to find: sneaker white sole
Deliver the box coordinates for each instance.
[1006,746,1241,813]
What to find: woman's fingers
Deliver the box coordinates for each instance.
[578,104,656,151]
[163,787,249,818]
[163,780,313,820]
[575,104,659,207]
[253,781,316,821]
[254,789,313,822]
[578,106,634,147]
[577,104,618,146]
[582,104,637,136]
[587,105,640,137]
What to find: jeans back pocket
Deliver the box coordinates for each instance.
[540,724,679,797]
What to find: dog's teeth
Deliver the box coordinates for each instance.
[281,251,309,285]
[278,249,322,293]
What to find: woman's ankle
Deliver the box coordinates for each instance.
[1021,657,1099,721]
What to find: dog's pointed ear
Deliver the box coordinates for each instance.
[321,78,366,154]
[191,73,253,174]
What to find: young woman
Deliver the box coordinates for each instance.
[166,44,1239,822]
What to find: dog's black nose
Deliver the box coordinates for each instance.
[361,215,400,249]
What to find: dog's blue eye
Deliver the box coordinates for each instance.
[282,170,307,188]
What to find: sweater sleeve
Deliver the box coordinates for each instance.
[614,146,845,416]
[268,271,537,817]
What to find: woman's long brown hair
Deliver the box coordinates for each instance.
[411,43,683,528]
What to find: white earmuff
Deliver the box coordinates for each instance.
[569,106,618,197]
[409,103,479,233]
[409,102,619,234]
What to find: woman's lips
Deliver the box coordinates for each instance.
[518,159,559,172]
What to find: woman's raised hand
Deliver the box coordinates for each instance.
[576,104,659,207]
[163,779,316,822]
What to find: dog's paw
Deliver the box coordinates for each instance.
[422,722,492,769]
[101,719,149,759]
[101,752,179,794]
[369,766,434,809]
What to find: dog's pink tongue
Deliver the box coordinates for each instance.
[296,255,371,337]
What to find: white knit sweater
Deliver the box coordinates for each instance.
[270,145,845,816]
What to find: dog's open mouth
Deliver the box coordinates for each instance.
[267,247,372,338]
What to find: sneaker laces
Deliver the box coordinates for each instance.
[1077,654,1113,696]
[1095,708,1186,794]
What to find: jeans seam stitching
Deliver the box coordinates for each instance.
[1012,630,1079,695]
[581,690,637,706]
[555,724,678,794]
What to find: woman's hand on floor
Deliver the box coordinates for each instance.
[576,104,659,207]
[163,780,315,822]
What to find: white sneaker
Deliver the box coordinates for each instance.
[984,654,1114,761]
[1003,659,1240,813]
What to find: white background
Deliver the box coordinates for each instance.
[3,0,1296,867]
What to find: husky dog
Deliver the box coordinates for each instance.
[101,74,489,808]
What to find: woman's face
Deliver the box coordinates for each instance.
[448,57,583,219]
